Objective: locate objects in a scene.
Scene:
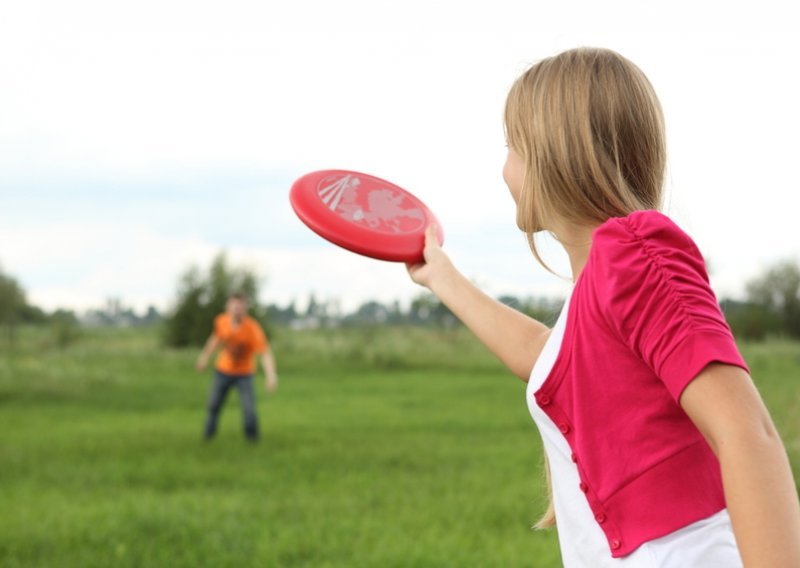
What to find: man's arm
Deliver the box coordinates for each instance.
[260,348,278,392]
[196,334,220,372]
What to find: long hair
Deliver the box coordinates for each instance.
[505,48,667,528]
[504,47,666,274]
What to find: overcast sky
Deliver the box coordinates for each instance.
[1,0,798,314]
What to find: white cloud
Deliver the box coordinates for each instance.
[0,221,215,311]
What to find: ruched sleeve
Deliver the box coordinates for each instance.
[591,210,749,402]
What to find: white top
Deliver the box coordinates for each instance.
[525,286,743,568]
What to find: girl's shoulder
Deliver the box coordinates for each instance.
[588,209,704,273]
[585,208,710,307]
[591,209,697,252]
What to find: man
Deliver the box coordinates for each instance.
[195,292,277,441]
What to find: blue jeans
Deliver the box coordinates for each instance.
[204,370,258,440]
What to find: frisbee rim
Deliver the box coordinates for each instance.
[289,169,443,263]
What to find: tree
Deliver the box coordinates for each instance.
[745,260,800,338]
[343,300,389,326]
[142,306,161,325]
[721,298,782,341]
[0,268,27,346]
[163,252,263,347]
[409,292,457,327]
[265,301,298,326]
[498,295,565,326]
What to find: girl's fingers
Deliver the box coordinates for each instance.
[425,223,441,261]
[425,224,439,249]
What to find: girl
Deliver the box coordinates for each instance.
[407,47,800,567]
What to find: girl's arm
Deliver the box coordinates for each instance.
[407,225,550,380]
[680,362,800,568]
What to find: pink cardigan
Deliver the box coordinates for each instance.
[533,210,749,558]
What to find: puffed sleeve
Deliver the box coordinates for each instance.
[592,210,749,402]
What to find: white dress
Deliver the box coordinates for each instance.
[525,286,743,567]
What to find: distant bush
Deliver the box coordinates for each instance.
[49,310,81,349]
[745,260,800,339]
[722,299,783,341]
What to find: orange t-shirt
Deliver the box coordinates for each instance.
[213,314,269,376]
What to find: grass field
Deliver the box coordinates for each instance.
[0,326,798,567]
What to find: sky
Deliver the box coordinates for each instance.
[1,0,798,314]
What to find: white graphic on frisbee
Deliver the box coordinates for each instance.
[316,173,425,234]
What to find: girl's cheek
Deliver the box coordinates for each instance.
[502,161,517,203]
[504,167,521,205]
[503,149,524,204]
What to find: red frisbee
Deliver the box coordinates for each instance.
[289,169,444,263]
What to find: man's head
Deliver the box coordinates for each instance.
[226,292,249,321]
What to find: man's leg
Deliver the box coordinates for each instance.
[203,371,232,439]
[235,375,259,441]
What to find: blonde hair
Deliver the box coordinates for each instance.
[505,47,666,274]
[506,48,667,529]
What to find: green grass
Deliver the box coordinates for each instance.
[0,327,798,567]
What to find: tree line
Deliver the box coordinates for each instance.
[2,255,800,348]
[721,260,800,340]
[0,265,84,348]
[160,253,800,346]
[161,253,566,346]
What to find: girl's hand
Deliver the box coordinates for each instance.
[406,224,453,291]
[406,223,550,380]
